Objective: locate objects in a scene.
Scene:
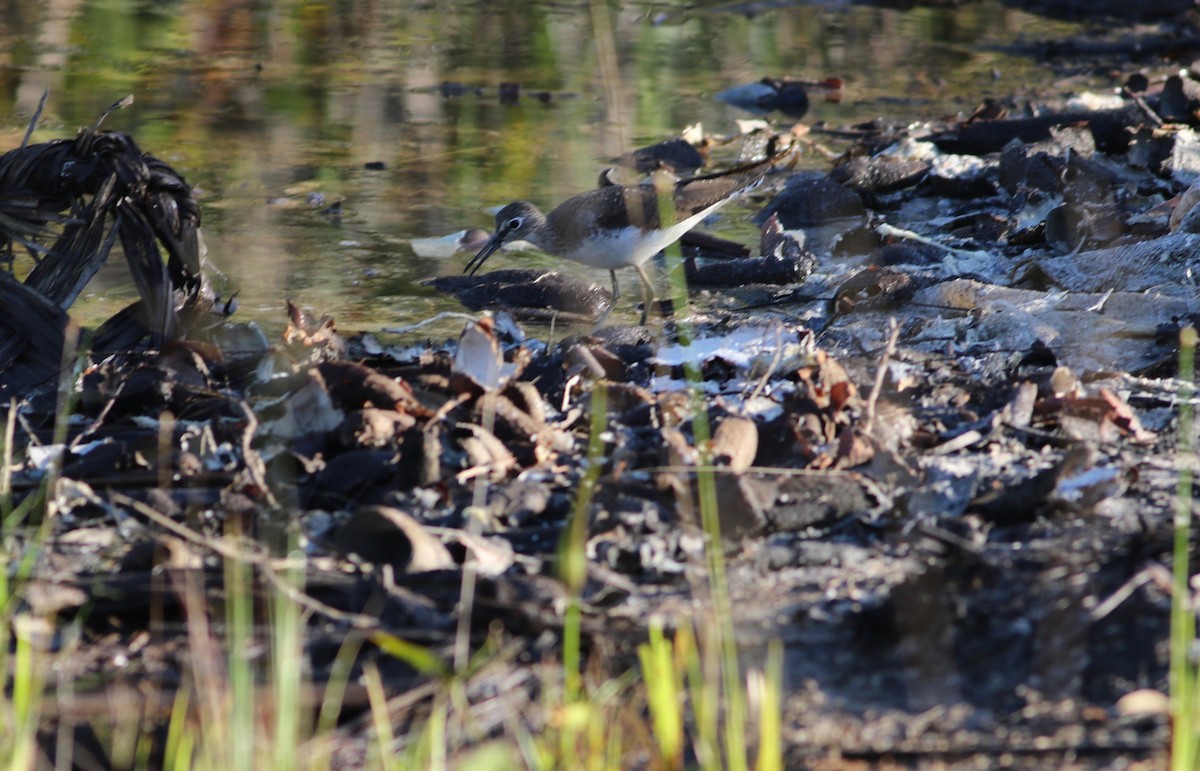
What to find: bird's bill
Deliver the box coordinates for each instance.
[464,233,504,276]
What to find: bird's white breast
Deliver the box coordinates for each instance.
[562,201,731,270]
[565,226,657,269]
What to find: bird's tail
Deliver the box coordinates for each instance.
[674,144,795,214]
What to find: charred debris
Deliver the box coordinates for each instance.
[2,50,1200,765]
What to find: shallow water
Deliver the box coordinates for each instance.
[0,0,1089,335]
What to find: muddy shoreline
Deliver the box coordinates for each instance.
[4,7,1200,767]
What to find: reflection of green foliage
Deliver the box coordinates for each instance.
[0,0,1091,334]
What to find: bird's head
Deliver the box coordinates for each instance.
[464,201,545,276]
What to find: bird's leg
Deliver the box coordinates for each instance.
[593,269,620,328]
[633,264,657,326]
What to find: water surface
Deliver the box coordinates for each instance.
[0,0,1090,334]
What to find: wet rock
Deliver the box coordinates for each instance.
[616,137,707,173]
[968,452,1080,526]
[909,278,1194,374]
[439,81,482,98]
[831,267,925,314]
[1156,74,1200,123]
[829,155,930,194]
[999,139,1063,195]
[923,152,997,198]
[1035,231,1200,295]
[754,172,865,229]
[998,130,1113,200]
[683,249,813,287]
[711,471,876,536]
[498,81,520,104]
[931,106,1140,156]
[429,268,609,322]
[1044,201,1127,252]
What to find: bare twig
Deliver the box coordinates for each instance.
[111,492,384,631]
[1090,563,1173,621]
[746,321,785,406]
[863,317,900,431]
[91,94,134,133]
[238,401,279,508]
[20,89,49,150]
[1123,88,1165,128]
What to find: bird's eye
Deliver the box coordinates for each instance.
[505,217,523,231]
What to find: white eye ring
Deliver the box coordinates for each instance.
[505,217,522,230]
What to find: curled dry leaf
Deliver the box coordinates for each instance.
[332,505,453,573]
[711,416,758,473]
[283,300,342,355]
[1096,388,1156,444]
[662,426,697,466]
[506,381,547,426]
[797,351,857,412]
[1036,388,1156,444]
[443,530,516,576]
[458,423,517,483]
[477,391,573,461]
[566,343,626,380]
[453,316,506,392]
[833,427,875,469]
[314,360,429,416]
[339,408,417,448]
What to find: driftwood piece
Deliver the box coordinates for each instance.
[930,106,1142,156]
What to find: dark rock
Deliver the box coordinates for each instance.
[428,268,609,321]
[617,137,707,173]
[709,471,874,537]
[830,155,930,194]
[754,172,865,229]
[1158,74,1200,123]
[1003,0,1194,18]
[932,106,1141,156]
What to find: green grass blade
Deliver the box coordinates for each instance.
[638,620,683,768]
[1173,325,1198,771]
[755,640,783,771]
[369,631,451,678]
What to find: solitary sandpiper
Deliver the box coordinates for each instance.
[464,152,785,325]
